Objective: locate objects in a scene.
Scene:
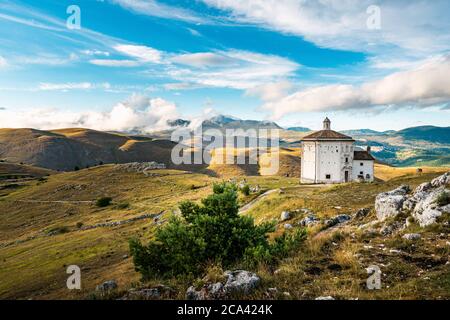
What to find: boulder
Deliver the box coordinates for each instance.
[284,223,293,229]
[411,187,448,227]
[315,296,335,300]
[375,185,410,221]
[224,270,260,295]
[186,282,225,300]
[186,270,260,300]
[380,221,405,236]
[299,215,320,227]
[280,211,291,222]
[325,214,351,228]
[403,233,421,241]
[431,172,450,188]
[96,280,117,292]
[354,208,371,219]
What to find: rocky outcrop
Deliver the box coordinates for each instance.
[299,214,320,227]
[96,280,117,293]
[280,211,291,222]
[324,214,351,228]
[375,185,410,221]
[375,172,449,227]
[115,162,166,174]
[186,270,260,300]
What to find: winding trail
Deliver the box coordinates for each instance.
[239,189,280,214]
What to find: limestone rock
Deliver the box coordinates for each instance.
[299,215,320,227]
[315,296,335,300]
[325,214,351,228]
[96,280,117,292]
[375,185,410,221]
[403,233,421,241]
[280,211,291,222]
[224,270,260,295]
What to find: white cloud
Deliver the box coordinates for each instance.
[202,0,450,56]
[0,94,180,133]
[89,59,140,67]
[168,50,299,90]
[171,52,237,69]
[81,50,110,57]
[38,82,111,91]
[110,0,208,24]
[114,44,163,63]
[263,55,450,119]
[245,81,293,102]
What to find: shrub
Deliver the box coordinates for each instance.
[436,191,450,207]
[76,222,84,229]
[96,197,113,207]
[240,184,251,196]
[129,182,306,280]
[74,166,80,171]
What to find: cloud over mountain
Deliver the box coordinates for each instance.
[263,55,450,119]
[0,94,180,133]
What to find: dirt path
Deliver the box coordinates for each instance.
[239,189,280,214]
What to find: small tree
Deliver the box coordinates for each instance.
[96,197,112,207]
[130,182,306,280]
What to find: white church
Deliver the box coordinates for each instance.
[301,118,375,184]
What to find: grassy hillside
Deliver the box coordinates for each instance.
[0,163,448,300]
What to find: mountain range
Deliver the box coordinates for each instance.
[0,116,449,170]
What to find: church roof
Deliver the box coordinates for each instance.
[354,150,375,161]
[302,129,354,141]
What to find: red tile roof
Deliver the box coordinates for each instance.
[354,150,375,161]
[302,130,354,141]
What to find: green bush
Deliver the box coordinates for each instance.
[96,197,113,207]
[240,184,251,196]
[436,191,450,207]
[130,182,306,280]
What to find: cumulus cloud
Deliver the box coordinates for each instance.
[0,94,180,133]
[263,55,450,119]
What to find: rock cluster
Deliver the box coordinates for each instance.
[375,172,450,227]
[115,162,166,174]
[186,270,260,300]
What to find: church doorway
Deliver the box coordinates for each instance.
[344,171,349,182]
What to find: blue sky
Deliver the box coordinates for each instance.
[0,0,450,131]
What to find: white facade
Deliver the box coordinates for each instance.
[301,118,374,184]
[352,160,374,182]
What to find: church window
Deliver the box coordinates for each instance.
[345,157,349,163]
[360,162,364,166]
[360,171,364,175]
[326,174,331,179]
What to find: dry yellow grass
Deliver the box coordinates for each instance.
[374,163,450,181]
